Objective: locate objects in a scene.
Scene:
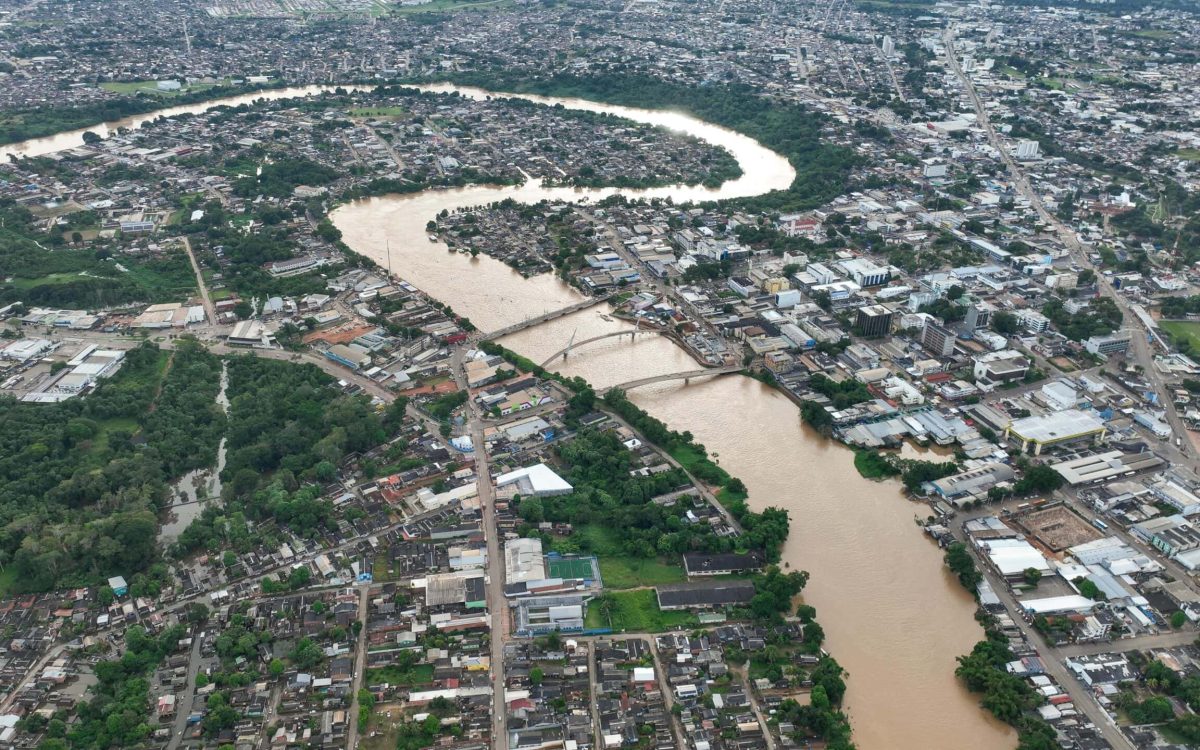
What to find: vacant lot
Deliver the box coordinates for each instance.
[598,556,685,589]
[584,589,697,632]
[1018,506,1100,551]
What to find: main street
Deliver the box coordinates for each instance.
[949,517,1138,750]
[941,26,1197,469]
[452,346,509,750]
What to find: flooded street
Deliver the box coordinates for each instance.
[160,362,230,543]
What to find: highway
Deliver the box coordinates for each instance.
[941,26,1196,469]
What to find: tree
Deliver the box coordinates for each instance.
[945,543,982,593]
[1014,464,1064,495]
[81,130,102,144]
[992,311,1021,335]
[530,667,544,686]
[519,497,545,524]
[288,638,323,670]
[1023,568,1042,587]
[1171,610,1188,629]
[269,658,285,678]
[187,603,210,624]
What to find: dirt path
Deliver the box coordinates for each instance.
[146,350,176,414]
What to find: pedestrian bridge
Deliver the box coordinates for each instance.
[539,328,663,368]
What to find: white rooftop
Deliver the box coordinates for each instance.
[1009,409,1105,443]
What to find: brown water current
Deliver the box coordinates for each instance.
[4,82,1013,749]
[330,88,1014,749]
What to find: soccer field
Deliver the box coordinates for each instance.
[547,557,598,581]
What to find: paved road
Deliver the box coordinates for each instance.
[643,636,686,746]
[736,663,777,750]
[1056,630,1198,659]
[344,585,371,750]
[182,236,217,326]
[453,347,509,750]
[165,631,204,750]
[950,520,1136,750]
[942,25,1195,467]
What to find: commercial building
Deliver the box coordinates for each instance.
[682,552,764,577]
[921,321,956,357]
[928,462,1016,501]
[1006,410,1107,455]
[1016,140,1041,160]
[1018,311,1051,333]
[656,580,756,611]
[964,301,993,331]
[855,304,894,338]
[514,594,588,635]
[839,258,890,287]
[496,463,573,497]
[0,338,53,361]
[226,320,276,348]
[1085,331,1132,356]
[1049,451,1165,486]
[973,350,1030,385]
[504,538,547,584]
[979,538,1052,581]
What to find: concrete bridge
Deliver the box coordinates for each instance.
[603,365,743,394]
[538,328,663,368]
[481,295,611,341]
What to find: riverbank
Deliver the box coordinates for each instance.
[325,84,1013,750]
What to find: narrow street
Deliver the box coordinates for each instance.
[344,585,371,750]
[165,632,204,750]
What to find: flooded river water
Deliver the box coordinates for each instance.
[4,82,1013,749]
[331,88,1014,749]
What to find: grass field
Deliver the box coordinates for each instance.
[391,0,512,14]
[552,526,686,588]
[1178,149,1200,162]
[1160,320,1200,352]
[8,271,94,289]
[669,444,731,485]
[597,556,685,589]
[88,416,140,455]
[584,589,698,633]
[365,662,435,687]
[100,79,230,97]
[349,106,408,118]
[0,570,17,599]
